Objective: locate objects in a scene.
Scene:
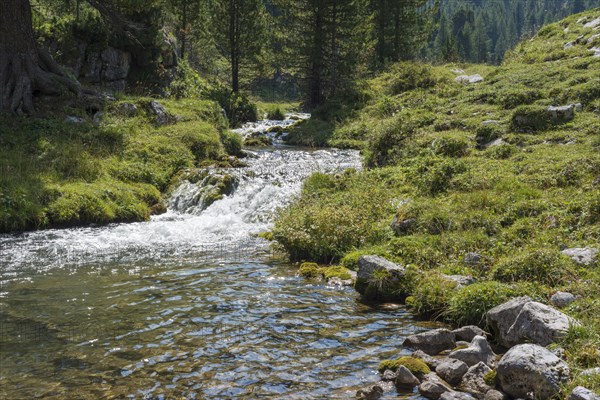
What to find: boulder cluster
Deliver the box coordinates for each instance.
[356,295,598,400]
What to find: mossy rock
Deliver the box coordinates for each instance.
[378,356,431,377]
[322,266,352,281]
[244,136,271,146]
[299,262,321,278]
[266,126,284,134]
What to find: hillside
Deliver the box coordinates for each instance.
[273,9,600,396]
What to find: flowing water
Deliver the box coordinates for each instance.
[0,118,435,399]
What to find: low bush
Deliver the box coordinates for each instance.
[446,281,517,326]
[407,272,458,318]
[492,249,576,286]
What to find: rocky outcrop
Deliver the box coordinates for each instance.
[78,46,131,91]
[146,100,173,125]
[561,247,598,266]
[395,365,421,388]
[496,344,570,399]
[449,335,496,367]
[403,329,456,356]
[486,297,576,348]
[413,350,442,369]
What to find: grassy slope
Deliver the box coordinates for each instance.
[273,9,600,394]
[0,95,240,233]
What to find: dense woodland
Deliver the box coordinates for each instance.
[2,0,599,115]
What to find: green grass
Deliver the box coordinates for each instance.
[0,96,236,232]
[273,9,600,394]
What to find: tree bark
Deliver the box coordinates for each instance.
[0,0,80,114]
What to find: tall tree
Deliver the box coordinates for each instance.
[0,0,81,114]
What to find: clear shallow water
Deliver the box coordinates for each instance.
[0,120,435,399]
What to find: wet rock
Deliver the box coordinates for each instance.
[403,329,456,356]
[436,358,469,386]
[356,383,383,399]
[381,369,397,381]
[449,335,496,367]
[455,74,484,84]
[484,389,509,400]
[147,100,172,125]
[503,301,576,347]
[390,216,416,236]
[463,252,481,266]
[413,350,442,369]
[453,326,486,342]
[460,362,493,398]
[496,344,570,399]
[547,105,575,123]
[355,255,405,297]
[440,392,477,400]
[419,373,453,400]
[327,277,354,286]
[550,291,576,308]
[569,386,600,400]
[561,247,598,266]
[395,365,420,388]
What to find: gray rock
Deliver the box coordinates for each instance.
[484,138,506,148]
[574,102,584,112]
[547,105,575,123]
[569,386,600,400]
[381,369,397,381]
[64,116,85,124]
[390,216,416,236]
[436,358,469,386]
[120,102,138,116]
[455,74,484,84]
[413,350,442,369]
[444,275,476,288]
[481,120,500,125]
[564,41,576,49]
[356,255,405,296]
[356,384,384,399]
[449,335,496,367]
[484,389,509,400]
[403,329,457,356]
[584,17,600,29]
[327,277,354,286]
[590,47,600,57]
[419,373,453,400]
[463,253,482,266]
[486,296,532,348]
[440,392,477,400]
[93,111,104,124]
[460,362,493,398]
[561,247,598,266]
[582,367,600,376]
[147,100,171,125]
[551,291,577,308]
[497,344,570,399]
[395,365,420,388]
[503,301,577,347]
[453,326,486,342]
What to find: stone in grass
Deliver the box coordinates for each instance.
[460,362,494,398]
[561,247,598,266]
[436,358,469,386]
[356,383,383,400]
[449,335,496,367]
[550,291,577,308]
[455,74,484,84]
[356,255,405,297]
[395,365,421,388]
[452,326,486,342]
[569,386,600,400]
[547,105,575,123]
[497,344,570,399]
[403,329,456,356]
[419,373,454,400]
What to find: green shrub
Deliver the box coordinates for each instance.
[299,262,321,278]
[385,62,437,95]
[366,115,417,167]
[485,143,517,159]
[492,249,575,286]
[267,107,285,120]
[407,273,458,318]
[208,87,257,127]
[447,281,517,326]
[220,130,243,156]
[164,60,209,99]
[496,88,541,109]
[378,356,430,376]
[511,105,549,132]
[410,157,468,196]
[430,135,470,157]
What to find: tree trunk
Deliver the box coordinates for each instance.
[0,0,80,114]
